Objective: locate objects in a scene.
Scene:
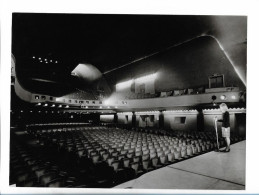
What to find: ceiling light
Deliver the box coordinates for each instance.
[59,105,62,108]
[50,60,52,62]
[44,103,48,107]
[32,56,35,59]
[55,61,58,63]
[100,106,102,108]
[66,105,69,108]
[45,59,47,61]
[231,95,236,99]
[37,103,41,106]
[39,58,41,60]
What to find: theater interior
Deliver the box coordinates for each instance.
[10,13,246,189]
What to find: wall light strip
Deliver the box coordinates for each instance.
[116,79,133,90]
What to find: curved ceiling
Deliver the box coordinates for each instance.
[12,13,246,96]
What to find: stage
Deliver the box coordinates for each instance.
[114,141,245,190]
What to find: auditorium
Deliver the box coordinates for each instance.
[9,13,246,190]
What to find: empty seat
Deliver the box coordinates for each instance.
[39,172,57,186]
[167,153,175,162]
[102,153,109,161]
[159,155,169,165]
[92,155,101,164]
[46,178,65,187]
[142,160,154,172]
[107,157,115,166]
[130,162,143,177]
[123,158,131,168]
[151,157,162,169]
[133,156,141,163]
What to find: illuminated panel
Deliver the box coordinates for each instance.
[116,79,133,90]
[135,73,157,83]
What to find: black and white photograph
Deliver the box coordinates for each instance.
[8,13,247,190]
[2,0,259,194]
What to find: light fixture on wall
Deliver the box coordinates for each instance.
[231,95,236,99]
[220,95,227,100]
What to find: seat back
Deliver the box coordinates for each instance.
[160,155,168,164]
[102,152,109,161]
[127,152,134,158]
[39,172,57,186]
[107,157,115,166]
[118,154,125,161]
[142,150,150,155]
[92,155,100,164]
[123,158,130,168]
[111,151,119,157]
[174,151,181,160]
[167,153,175,162]
[34,167,47,180]
[150,152,157,159]
[142,154,150,161]
[120,150,128,155]
[111,160,120,172]
[142,160,150,170]
[16,172,30,183]
[133,156,140,163]
[47,178,65,187]
[131,162,139,172]
[151,157,159,167]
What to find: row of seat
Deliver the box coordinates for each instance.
[19,125,245,187]
[10,143,78,187]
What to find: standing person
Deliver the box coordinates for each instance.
[215,103,231,152]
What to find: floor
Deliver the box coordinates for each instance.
[114,141,246,190]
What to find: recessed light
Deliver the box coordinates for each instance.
[55,61,58,63]
[39,58,41,60]
[32,56,35,59]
